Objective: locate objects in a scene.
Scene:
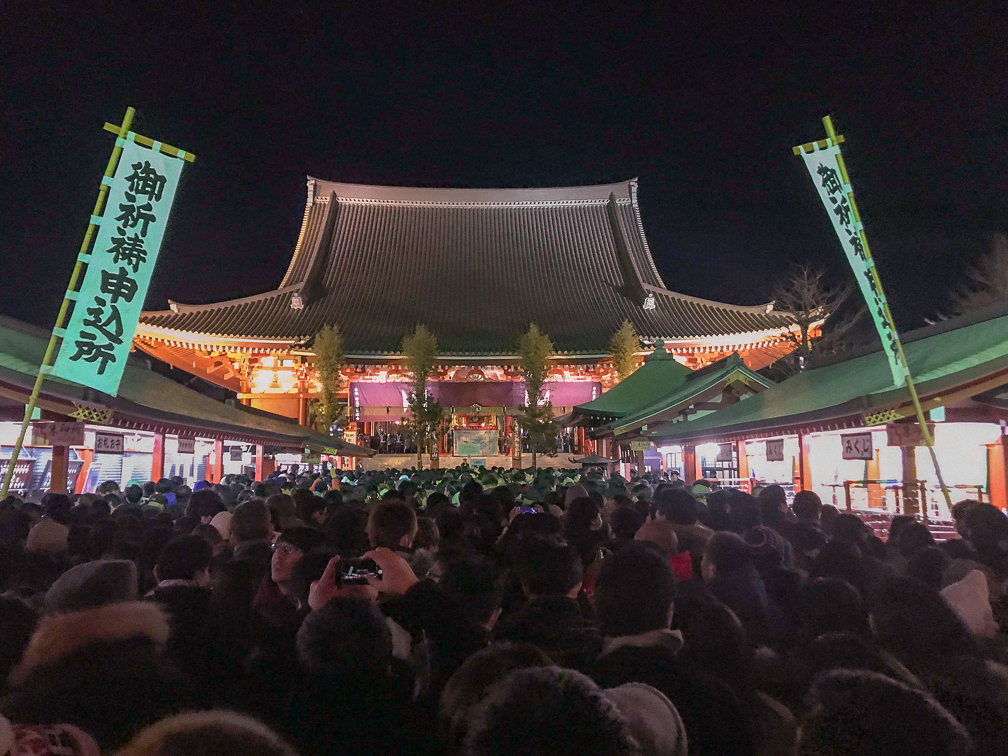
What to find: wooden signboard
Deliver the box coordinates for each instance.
[94,432,124,454]
[886,423,935,448]
[841,432,874,460]
[765,439,785,462]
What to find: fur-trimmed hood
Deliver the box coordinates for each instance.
[9,601,170,687]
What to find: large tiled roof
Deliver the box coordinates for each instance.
[139,178,793,356]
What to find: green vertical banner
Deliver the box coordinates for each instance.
[52,134,186,395]
[796,138,908,387]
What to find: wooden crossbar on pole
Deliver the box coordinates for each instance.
[1,108,136,498]
[819,115,952,512]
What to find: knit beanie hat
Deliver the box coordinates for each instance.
[940,569,1000,638]
[45,559,138,612]
[744,525,791,570]
[603,683,688,756]
[565,483,589,506]
[25,519,70,554]
[210,511,233,541]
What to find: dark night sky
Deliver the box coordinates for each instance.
[2,2,1006,333]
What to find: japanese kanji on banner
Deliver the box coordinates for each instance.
[52,134,185,395]
[798,144,908,386]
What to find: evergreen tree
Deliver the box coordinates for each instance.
[310,324,345,435]
[608,320,641,381]
[516,323,557,469]
[401,324,445,469]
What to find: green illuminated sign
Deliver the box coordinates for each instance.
[51,134,185,395]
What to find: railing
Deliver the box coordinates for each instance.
[840,479,985,521]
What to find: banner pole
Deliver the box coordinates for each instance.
[1,107,135,499]
[821,115,952,513]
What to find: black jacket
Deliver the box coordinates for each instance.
[495,595,602,671]
[282,666,414,756]
[148,581,226,702]
[591,634,758,756]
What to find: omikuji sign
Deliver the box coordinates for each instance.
[51,134,185,395]
[841,432,874,460]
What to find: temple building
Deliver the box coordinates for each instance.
[134,178,799,462]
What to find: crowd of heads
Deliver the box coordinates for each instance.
[1,464,1008,755]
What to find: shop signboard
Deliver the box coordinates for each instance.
[94,431,124,454]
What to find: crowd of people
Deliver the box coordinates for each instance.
[1,464,1007,755]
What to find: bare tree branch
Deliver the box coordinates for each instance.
[770,264,863,376]
[951,233,1008,315]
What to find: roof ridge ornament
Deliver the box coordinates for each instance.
[643,293,656,310]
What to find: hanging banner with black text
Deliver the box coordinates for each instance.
[52,134,186,395]
[798,143,908,386]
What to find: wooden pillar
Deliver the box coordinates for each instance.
[797,432,813,492]
[262,456,276,479]
[987,437,1008,511]
[866,450,884,509]
[212,438,224,484]
[902,445,920,515]
[254,444,264,481]
[736,439,750,491]
[511,416,523,469]
[577,427,586,455]
[635,449,645,475]
[298,396,309,427]
[50,444,69,494]
[684,444,698,484]
[151,432,165,483]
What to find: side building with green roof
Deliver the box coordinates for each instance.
[634,304,1008,517]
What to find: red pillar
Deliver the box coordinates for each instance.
[50,444,69,494]
[254,444,264,481]
[797,432,813,493]
[262,456,276,479]
[151,432,165,483]
[75,448,93,494]
[988,438,1008,511]
[212,438,224,484]
[684,444,700,484]
[736,440,750,491]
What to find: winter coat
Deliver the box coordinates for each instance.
[590,629,758,756]
[1,602,196,751]
[282,666,414,756]
[147,581,225,703]
[495,595,602,671]
[706,567,770,644]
